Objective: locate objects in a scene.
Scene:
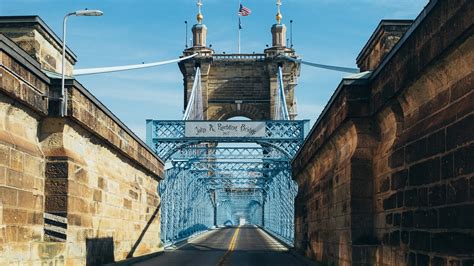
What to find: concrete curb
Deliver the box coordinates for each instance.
[258,226,323,266]
[108,229,217,265]
[107,251,164,266]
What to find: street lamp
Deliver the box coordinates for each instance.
[61,9,103,116]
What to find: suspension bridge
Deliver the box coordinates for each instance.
[69,1,358,263]
[1,0,468,265]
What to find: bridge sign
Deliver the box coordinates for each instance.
[185,121,266,137]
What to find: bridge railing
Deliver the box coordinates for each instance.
[213,54,266,61]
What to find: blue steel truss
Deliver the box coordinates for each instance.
[147,120,307,160]
[147,120,308,246]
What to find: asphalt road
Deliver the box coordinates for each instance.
[134,226,311,266]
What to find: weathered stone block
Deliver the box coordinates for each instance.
[0,167,5,185]
[446,177,469,203]
[407,252,416,266]
[72,166,88,184]
[45,179,68,195]
[18,225,41,242]
[462,259,474,266]
[6,169,23,188]
[389,230,400,246]
[27,211,43,225]
[401,231,409,245]
[393,213,401,226]
[454,144,474,176]
[409,158,440,186]
[439,204,474,229]
[383,193,397,210]
[5,225,18,242]
[414,209,438,229]
[431,232,474,254]
[470,177,474,201]
[45,195,67,212]
[417,253,429,266]
[69,181,92,199]
[441,153,454,179]
[23,154,43,177]
[9,149,23,172]
[431,256,447,266]
[391,170,408,190]
[45,161,68,179]
[123,198,132,210]
[428,184,446,207]
[401,211,413,227]
[418,187,428,207]
[0,186,18,206]
[447,114,474,150]
[31,242,66,260]
[17,190,37,209]
[406,138,427,163]
[409,231,430,251]
[0,144,10,167]
[70,197,89,214]
[3,208,27,224]
[98,177,106,190]
[93,189,102,202]
[426,130,446,156]
[404,188,418,207]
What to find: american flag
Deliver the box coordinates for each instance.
[238,4,251,16]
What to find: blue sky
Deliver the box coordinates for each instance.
[1,0,428,140]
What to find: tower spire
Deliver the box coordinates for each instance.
[276,0,282,24]
[197,0,203,24]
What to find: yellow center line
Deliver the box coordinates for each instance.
[216,226,240,266]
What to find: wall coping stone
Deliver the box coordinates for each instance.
[0,34,50,115]
[356,19,414,65]
[0,34,50,84]
[368,1,437,82]
[0,16,77,63]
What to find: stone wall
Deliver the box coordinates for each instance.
[292,1,474,265]
[0,18,164,265]
[0,16,76,76]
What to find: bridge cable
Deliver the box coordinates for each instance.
[183,66,203,120]
[280,54,359,74]
[275,66,290,120]
[73,53,198,76]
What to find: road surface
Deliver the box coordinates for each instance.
[134,226,311,266]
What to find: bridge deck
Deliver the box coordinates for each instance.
[134,226,310,266]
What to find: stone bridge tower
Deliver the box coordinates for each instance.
[179,5,300,121]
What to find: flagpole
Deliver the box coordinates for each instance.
[238,0,241,54]
[238,22,241,54]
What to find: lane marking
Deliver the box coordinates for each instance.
[216,227,240,266]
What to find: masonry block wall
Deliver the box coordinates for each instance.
[0,18,164,265]
[293,1,473,265]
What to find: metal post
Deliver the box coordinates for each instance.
[290,20,293,48]
[238,0,241,54]
[61,14,72,117]
[185,21,188,48]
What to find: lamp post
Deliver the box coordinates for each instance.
[61,9,103,116]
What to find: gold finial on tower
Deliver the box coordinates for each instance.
[197,0,203,23]
[276,0,282,24]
